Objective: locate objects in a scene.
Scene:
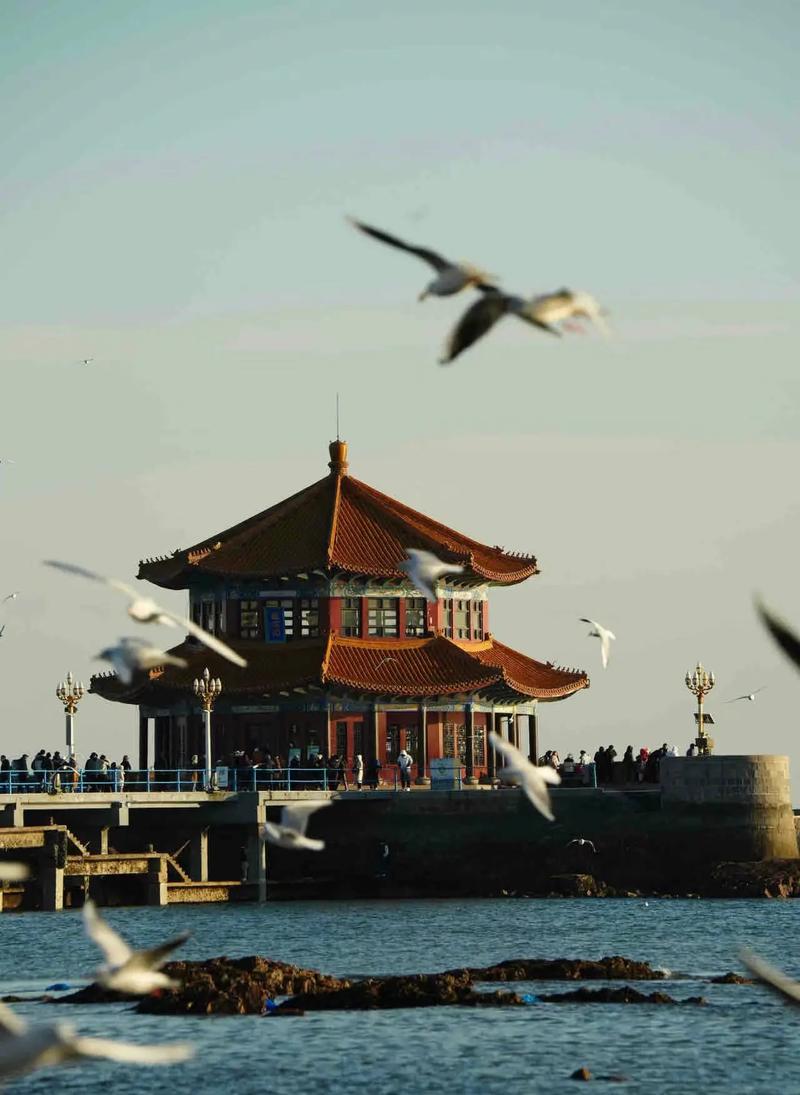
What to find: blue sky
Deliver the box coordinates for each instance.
[1,1,799,790]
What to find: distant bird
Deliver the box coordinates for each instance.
[83,898,190,994]
[2,592,18,603]
[0,998,192,1082]
[440,287,608,364]
[567,838,597,853]
[580,618,616,669]
[260,800,333,852]
[739,948,800,1007]
[0,625,5,639]
[725,688,766,703]
[397,548,465,602]
[95,637,189,684]
[79,358,94,366]
[349,218,496,301]
[0,861,28,881]
[44,560,247,668]
[375,656,399,670]
[440,290,562,364]
[488,730,561,822]
[756,599,800,673]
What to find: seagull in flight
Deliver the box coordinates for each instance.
[756,599,800,673]
[0,862,28,881]
[489,731,561,822]
[79,358,94,366]
[580,618,616,669]
[0,998,192,1082]
[739,949,800,1007]
[725,687,766,703]
[95,637,189,684]
[2,592,18,603]
[0,625,5,639]
[567,838,597,853]
[44,560,247,668]
[439,287,608,364]
[260,800,333,852]
[397,548,465,602]
[349,218,496,301]
[83,899,190,994]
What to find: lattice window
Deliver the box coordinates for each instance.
[340,597,360,637]
[264,599,294,642]
[443,722,455,757]
[367,597,398,637]
[454,601,470,640]
[474,601,485,640]
[405,597,426,636]
[336,722,347,757]
[240,600,260,639]
[298,598,319,637]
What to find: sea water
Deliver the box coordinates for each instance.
[1,898,798,1093]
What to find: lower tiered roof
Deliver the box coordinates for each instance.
[90,633,589,707]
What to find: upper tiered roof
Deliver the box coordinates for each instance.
[138,440,539,589]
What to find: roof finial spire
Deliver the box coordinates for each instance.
[328,436,349,475]
[336,391,340,441]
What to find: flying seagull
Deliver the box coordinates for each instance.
[44,560,247,668]
[580,618,616,669]
[397,548,465,602]
[725,688,766,703]
[349,218,496,301]
[440,290,562,364]
[0,998,192,1082]
[95,637,189,685]
[756,599,800,673]
[260,800,333,852]
[0,862,28,881]
[0,625,5,639]
[83,898,190,994]
[2,592,18,603]
[79,358,94,366]
[488,730,561,822]
[739,948,800,1007]
[567,838,597,853]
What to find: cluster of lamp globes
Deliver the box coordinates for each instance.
[55,670,86,712]
[685,663,715,696]
[193,666,222,708]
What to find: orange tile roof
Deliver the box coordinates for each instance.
[90,633,588,705]
[138,441,538,589]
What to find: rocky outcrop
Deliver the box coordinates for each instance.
[541,986,707,1005]
[275,972,524,1012]
[706,860,800,899]
[452,956,666,982]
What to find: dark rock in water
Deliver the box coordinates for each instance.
[540,986,707,1005]
[707,860,800,899]
[548,874,612,897]
[277,971,525,1012]
[571,1067,593,1081]
[55,984,132,1005]
[452,956,666,983]
[138,956,348,1015]
[710,971,754,985]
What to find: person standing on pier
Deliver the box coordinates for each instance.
[397,749,413,791]
[352,753,364,790]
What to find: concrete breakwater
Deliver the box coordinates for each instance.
[0,756,796,909]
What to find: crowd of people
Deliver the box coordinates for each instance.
[0,750,135,792]
[538,741,700,785]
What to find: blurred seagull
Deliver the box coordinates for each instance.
[44,560,247,668]
[397,548,465,602]
[0,998,192,1082]
[2,592,18,603]
[440,290,562,364]
[725,687,766,703]
[79,358,94,366]
[528,289,610,334]
[260,800,333,852]
[756,599,800,673]
[739,949,800,1007]
[580,618,616,669]
[0,862,28,881]
[567,838,597,853]
[0,459,15,464]
[95,637,188,684]
[349,218,496,300]
[83,898,190,994]
[0,625,5,639]
[488,731,561,822]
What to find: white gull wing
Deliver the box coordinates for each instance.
[0,862,29,882]
[43,560,139,600]
[0,1001,28,1037]
[157,608,247,668]
[69,1036,194,1065]
[83,900,133,967]
[580,617,615,668]
[280,800,333,836]
[489,731,560,822]
[739,948,800,1006]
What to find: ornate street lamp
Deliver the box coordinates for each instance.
[193,667,222,789]
[685,662,715,755]
[56,671,85,760]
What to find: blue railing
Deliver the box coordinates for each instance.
[0,766,406,794]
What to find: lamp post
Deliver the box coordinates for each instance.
[193,667,222,789]
[685,662,715,755]
[56,671,85,760]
